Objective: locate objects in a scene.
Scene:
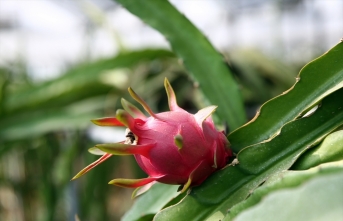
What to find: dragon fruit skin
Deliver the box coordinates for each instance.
[72,78,232,193]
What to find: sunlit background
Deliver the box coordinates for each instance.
[0,0,342,220]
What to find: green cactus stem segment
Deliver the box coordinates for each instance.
[71,153,112,180]
[108,176,162,188]
[164,78,183,111]
[174,134,184,150]
[121,98,147,119]
[91,117,125,127]
[95,143,155,158]
[194,105,218,126]
[128,87,160,119]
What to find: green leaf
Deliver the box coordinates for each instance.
[0,108,98,142]
[135,214,155,221]
[115,0,246,129]
[291,130,343,170]
[0,49,175,142]
[229,42,343,152]
[122,183,179,221]
[154,88,343,221]
[2,49,174,116]
[232,166,343,221]
[225,161,343,220]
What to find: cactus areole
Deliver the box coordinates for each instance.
[72,78,232,193]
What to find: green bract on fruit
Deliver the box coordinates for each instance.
[72,78,232,193]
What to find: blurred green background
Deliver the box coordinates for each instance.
[0,0,342,220]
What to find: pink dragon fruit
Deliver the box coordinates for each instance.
[72,78,232,193]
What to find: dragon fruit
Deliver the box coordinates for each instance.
[72,78,232,193]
